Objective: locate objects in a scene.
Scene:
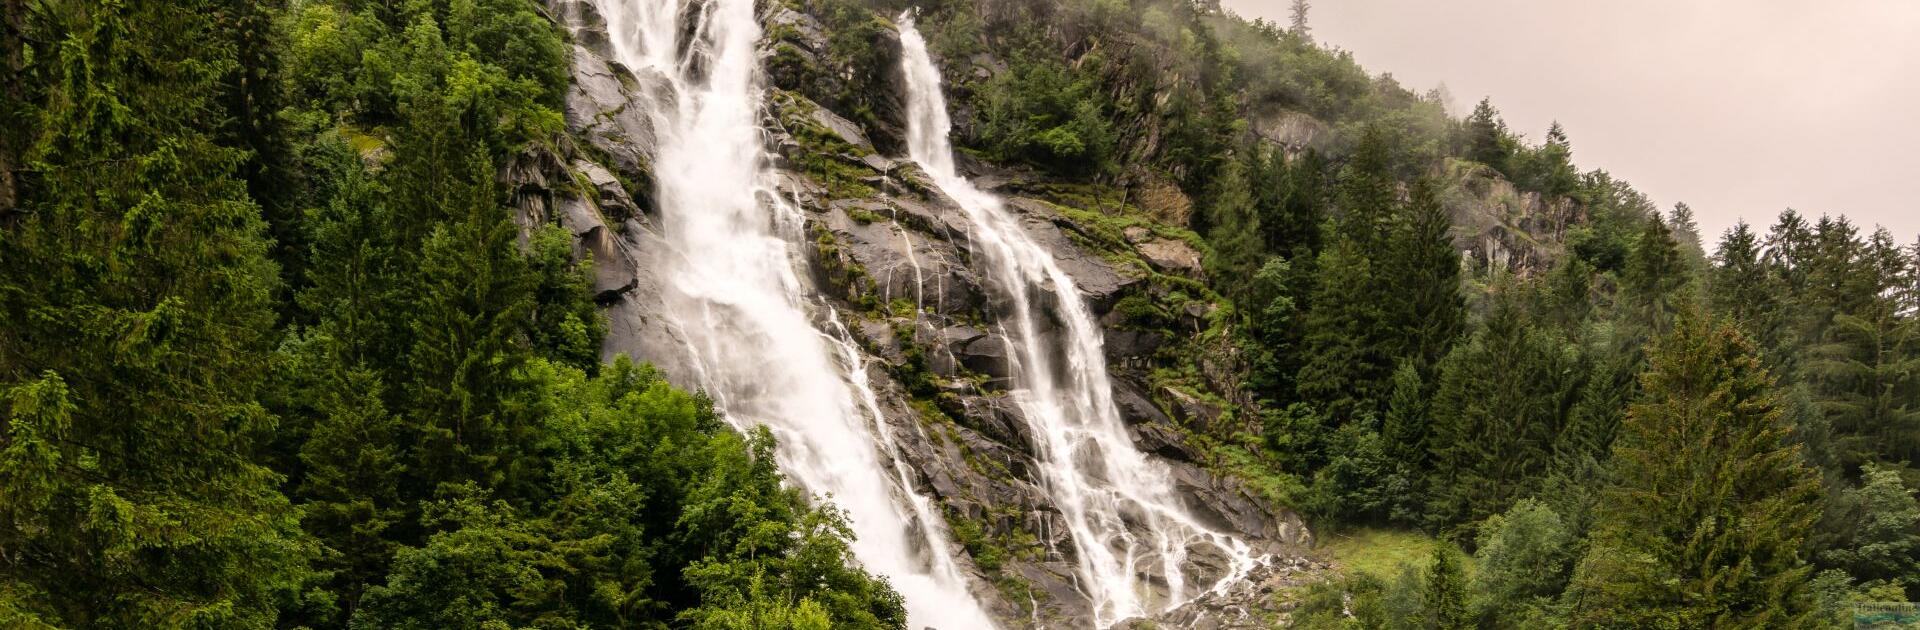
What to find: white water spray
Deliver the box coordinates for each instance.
[898,17,1265,627]
[589,1,994,626]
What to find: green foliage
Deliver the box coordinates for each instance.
[1203,154,1267,300]
[974,47,1115,175]
[0,1,318,624]
[1563,315,1823,628]
[1820,464,1920,598]
[1425,544,1472,630]
[1472,499,1575,626]
[1289,572,1389,629]
[1426,288,1581,532]
[1462,98,1515,175]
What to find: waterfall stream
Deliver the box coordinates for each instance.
[898,17,1266,628]
[589,1,995,627]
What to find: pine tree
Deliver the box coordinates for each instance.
[0,1,315,624]
[1385,177,1465,380]
[1380,363,1431,466]
[1289,0,1313,39]
[398,150,543,497]
[1622,216,1690,337]
[1669,202,1709,273]
[1205,156,1267,301]
[1564,314,1823,628]
[1524,121,1578,197]
[1295,239,1386,422]
[1295,128,1403,421]
[297,367,407,620]
[1710,221,1783,353]
[1426,289,1579,531]
[1464,98,1513,174]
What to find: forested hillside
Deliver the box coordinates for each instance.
[887,0,1920,625]
[0,0,1914,628]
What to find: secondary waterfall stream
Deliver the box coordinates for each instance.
[899,17,1265,627]
[589,1,995,627]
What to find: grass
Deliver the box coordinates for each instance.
[1318,527,1475,581]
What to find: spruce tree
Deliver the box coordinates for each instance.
[1464,98,1512,174]
[1205,156,1266,301]
[1564,314,1823,628]
[1425,288,1578,531]
[1710,221,1783,354]
[397,150,543,497]
[1385,177,1465,380]
[0,1,315,624]
[1623,216,1690,337]
[1295,128,1399,421]
[1426,543,1472,630]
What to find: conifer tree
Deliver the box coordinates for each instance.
[0,1,315,624]
[1295,129,1400,421]
[1710,221,1783,353]
[1426,289,1578,530]
[1564,314,1822,628]
[1205,156,1267,301]
[1623,216,1690,337]
[1385,177,1465,380]
[398,150,544,496]
[1464,98,1513,174]
[1426,544,1472,630]
[1668,202,1710,274]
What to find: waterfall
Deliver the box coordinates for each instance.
[898,16,1266,628]
[589,1,995,627]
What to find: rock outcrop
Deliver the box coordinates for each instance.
[515,1,1317,626]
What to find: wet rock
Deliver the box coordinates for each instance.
[958,334,1012,379]
[1112,379,1173,427]
[1002,197,1138,315]
[1132,421,1198,463]
[1103,327,1168,364]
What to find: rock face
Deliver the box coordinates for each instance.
[1251,108,1333,156]
[1447,160,1584,278]
[515,1,1316,626]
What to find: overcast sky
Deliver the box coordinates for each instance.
[1222,0,1920,248]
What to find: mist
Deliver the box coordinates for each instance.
[1223,0,1920,247]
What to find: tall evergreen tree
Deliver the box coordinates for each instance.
[1295,128,1399,421]
[1710,221,1783,355]
[1622,216,1691,337]
[1289,0,1312,39]
[1385,177,1465,380]
[1426,288,1579,531]
[1464,98,1512,174]
[1205,155,1266,300]
[0,1,315,624]
[1565,314,1823,628]
[1426,543,1472,630]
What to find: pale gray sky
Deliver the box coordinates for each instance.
[1223,0,1920,247]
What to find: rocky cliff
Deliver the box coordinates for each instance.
[509,1,1323,626]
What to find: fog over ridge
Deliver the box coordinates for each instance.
[1224,0,1920,244]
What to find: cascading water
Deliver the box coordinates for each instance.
[589,1,995,627]
[898,17,1266,627]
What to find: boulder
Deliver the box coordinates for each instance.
[1136,238,1205,277]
